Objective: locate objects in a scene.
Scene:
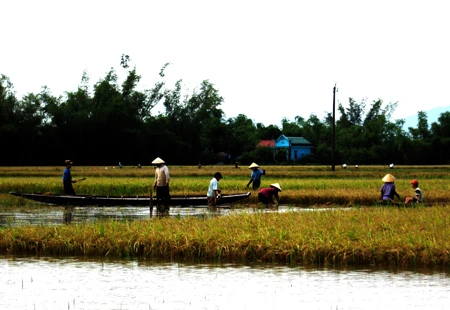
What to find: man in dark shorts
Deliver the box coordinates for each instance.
[63,160,78,195]
[247,162,266,190]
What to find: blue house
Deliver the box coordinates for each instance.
[275,135,313,161]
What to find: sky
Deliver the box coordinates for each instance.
[2,0,450,127]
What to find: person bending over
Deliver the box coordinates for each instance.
[258,183,282,208]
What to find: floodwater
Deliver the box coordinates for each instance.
[2,207,449,309]
[0,256,449,309]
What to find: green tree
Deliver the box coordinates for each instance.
[162,80,226,164]
[0,75,20,164]
[253,146,275,164]
[403,111,433,164]
[189,80,226,163]
[431,112,450,164]
[281,117,302,136]
[334,99,404,165]
[256,123,281,140]
[299,114,332,164]
[408,111,431,140]
[226,114,259,158]
[0,78,48,164]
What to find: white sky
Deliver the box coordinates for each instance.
[2,0,449,126]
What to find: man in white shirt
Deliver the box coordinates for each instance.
[207,172,223,209]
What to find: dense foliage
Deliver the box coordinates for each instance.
[1,60,450,166]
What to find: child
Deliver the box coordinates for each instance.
[404,179,423,204]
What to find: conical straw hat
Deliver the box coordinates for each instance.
[270,183,282,191]
[382,174,395,182]
[248,162,259,169]
[151,157,165,164]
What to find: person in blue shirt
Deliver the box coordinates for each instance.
[246,162,266,190]
[63,160,84,195]
[63,160,77,195]
[380,173,400,201]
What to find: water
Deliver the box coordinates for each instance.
[0,256,449,309]
[0,205,330,227]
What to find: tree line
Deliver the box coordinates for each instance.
[1,61,449,166]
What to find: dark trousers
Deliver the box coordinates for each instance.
[156,186,171,212]
[64,183,76,195]
[252,180,261,190]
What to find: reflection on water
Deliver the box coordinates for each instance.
[0,205,324,227]
[0,256,449,309]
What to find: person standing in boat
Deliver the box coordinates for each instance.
[246,162,266,190]
[152,157,171,213]
[258,183,282,208]
[207,172,223,209]
[63,160,79,195]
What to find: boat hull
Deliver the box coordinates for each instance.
[9,191,251,207]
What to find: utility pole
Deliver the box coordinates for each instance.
[332,84,337,171]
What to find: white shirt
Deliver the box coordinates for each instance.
[207,178,219,197]
[154,165,170,186]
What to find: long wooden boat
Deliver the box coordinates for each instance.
[9,191,251,207]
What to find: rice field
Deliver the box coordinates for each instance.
[1,164,450,206]
[1,208,450,268]
[1,165,450,268]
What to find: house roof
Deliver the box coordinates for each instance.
[257,140,275,147]
[285,136,312,145]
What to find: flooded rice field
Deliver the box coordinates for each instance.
[1,255,449,309]
[2,205,449,309]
